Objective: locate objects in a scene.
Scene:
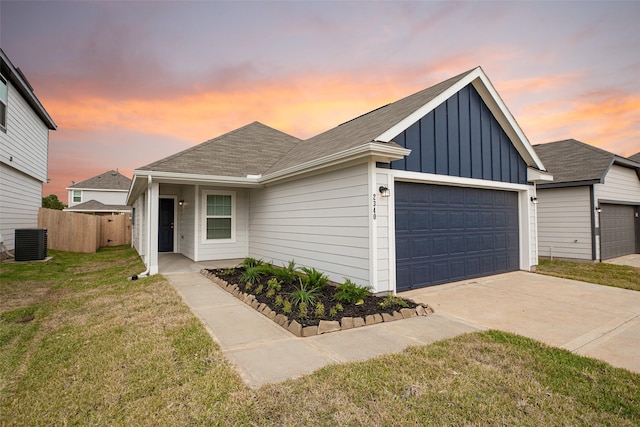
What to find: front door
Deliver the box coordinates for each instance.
[158,198,174,252]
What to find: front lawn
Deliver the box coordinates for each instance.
[1,247,639,425]
[537,258,640,291]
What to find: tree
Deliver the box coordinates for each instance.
[42,194,66,210]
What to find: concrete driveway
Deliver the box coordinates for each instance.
[400,271,640,374]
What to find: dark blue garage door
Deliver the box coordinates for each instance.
[395,182,519,291]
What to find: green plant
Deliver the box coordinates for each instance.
[273,260,301,284]
[298,302,308,319]
[267,277,282,292]
[240,264,273,284]
[274,294,284,307]
[289,281,321,306]
[283,299,292,314]
[266,288,275,298]
[380,295,409,309]
[300,266,329,289]
[240,257,264,269]
[221,268,236,276]
[254,284,264,295]
[329,307,338,317]
[334,279,373,305]
[244,282,253,291]
[314,302,325,318]
[335,303,344,312]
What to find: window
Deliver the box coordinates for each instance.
[72,190,81,203]
[0,76,7,131]
[204,193,233,240]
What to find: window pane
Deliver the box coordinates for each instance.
[73,190,81,202]
[206,218,231,239]
[207,194,231,216]
[0,79,7,103]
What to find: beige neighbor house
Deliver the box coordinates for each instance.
[534,139,640,261]
[65,170,132,215]
[0,48,57,251]
[127,67,552,292]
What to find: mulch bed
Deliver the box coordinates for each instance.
[202,266,433,337]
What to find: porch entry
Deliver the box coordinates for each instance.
[158,198,174,252]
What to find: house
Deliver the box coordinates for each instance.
[0,49,57,251]
[534,139,640,261]
[630,152,640,163]
[127,67,552,292]
[65,170,132,215]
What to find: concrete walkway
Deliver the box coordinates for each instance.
[605,254,640,268]
[166,272,477,389]
[400,271,640,374]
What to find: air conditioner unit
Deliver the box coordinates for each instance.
[15,228,48,261]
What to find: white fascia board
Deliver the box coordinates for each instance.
[132,170,264,187]
[389,169,532,192]
[65,187,129,192]
[261,143,411,184]
[375,66,547,172]
[527,168,553,182]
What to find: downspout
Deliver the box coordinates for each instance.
[129,175,152,280]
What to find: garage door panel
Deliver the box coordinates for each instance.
[396,182,519,290]
[601,204,637,260]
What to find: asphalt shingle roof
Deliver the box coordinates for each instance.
[265,69,475,174]
[533,139,616,184]
[69,170,131,190]
[629,152,640,163]
[66,200,131,212]
[140,122,300,176]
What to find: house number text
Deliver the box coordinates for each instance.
[372,193,377,220]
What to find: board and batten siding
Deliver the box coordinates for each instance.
[0,81,49,183]
[596,165,640,204]
[537,186,592,260]
[197,186,249,261]
[0,164,43,250]
[249,163,370,286]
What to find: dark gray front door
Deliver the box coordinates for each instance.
[158,198,174,252]
[395,182,519,291]
[600,204,636,260]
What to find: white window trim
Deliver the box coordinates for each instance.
[0,74,7,132]
[201,190,236,244]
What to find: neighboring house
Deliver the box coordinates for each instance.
[0,49,57,251]
[534,139,640,261]
[65,170,132,215]
[127,67,552,292]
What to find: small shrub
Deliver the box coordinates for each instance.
[267,277,282,292]
[298,302,308,319]
[275,294,284,307]
[300,267,329,289]
[240,264,273,284]
[254,284,264,295]
[335,303,344,312]
[329,307,338,317]
[380,295,409,309]
[334,279,373,305]
[221,268,236,276]
[240,257,264,269]
[283,299,292,314]
[274,260,301,284]
[314,302,325,318]
[245,282,253,291]
[266,288,275,298]
[289,280,320,306]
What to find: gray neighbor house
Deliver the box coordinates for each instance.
[65,170,132,215]
[127,67,553,293]
[534,139,640,262]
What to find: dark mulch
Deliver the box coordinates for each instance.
[206,267,419,327]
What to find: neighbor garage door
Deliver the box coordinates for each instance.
[395,182,520,291]
[600,204,637,260]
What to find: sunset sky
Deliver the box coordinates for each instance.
[1,1,639,200]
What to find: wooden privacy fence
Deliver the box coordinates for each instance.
[38,208,131,253]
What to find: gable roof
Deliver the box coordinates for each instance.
[533,139,640,187]
[68,170,131,190]
[64,200,131,213]
[140,121,300,177]
[630,152,640,163]
[0,48,57,130]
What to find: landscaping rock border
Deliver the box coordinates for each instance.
[200,269,434,338]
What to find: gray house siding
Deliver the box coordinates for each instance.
[249,163,370,286]
[380,84,528,185]
[0,164,42,250]
[537,186,593,260]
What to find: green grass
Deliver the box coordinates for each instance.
[1,247,639,425]
[537,258,640,291]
